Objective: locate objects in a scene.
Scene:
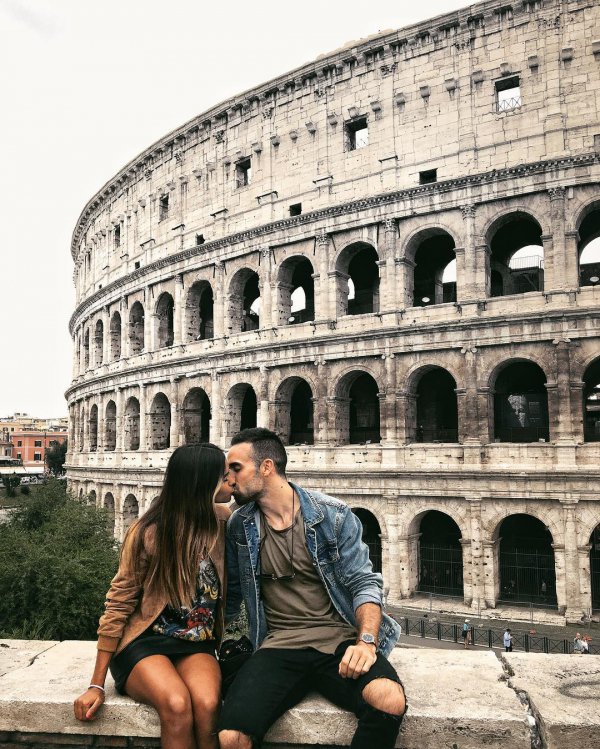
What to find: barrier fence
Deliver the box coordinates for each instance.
[398,614,595,654]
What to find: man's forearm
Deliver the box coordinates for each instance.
[355,601,382,642]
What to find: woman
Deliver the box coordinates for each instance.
[74,443,234,749]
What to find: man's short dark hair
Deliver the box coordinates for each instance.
[231,428,287,476]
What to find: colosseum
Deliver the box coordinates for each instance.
[67,0,600,621]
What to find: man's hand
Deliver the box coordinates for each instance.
[338,641,377,679]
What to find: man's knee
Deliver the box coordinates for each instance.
[362,678,406,717]
[219,729,253,749]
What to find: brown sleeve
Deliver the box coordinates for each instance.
[96,525,151,652]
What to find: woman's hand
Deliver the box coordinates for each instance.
[74,687,105,721]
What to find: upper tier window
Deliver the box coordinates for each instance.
[345,117,369,151]
[496,76,521,112]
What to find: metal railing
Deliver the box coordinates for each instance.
[498,96,522,112]
[396,613,595,654]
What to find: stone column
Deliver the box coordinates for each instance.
[313,359,329,445]
[381,505,401,603]
[395,391,412,444]
[382,354,397,444]
[467,501,485,609]
[146,308,156,352]
[210,371,222,446]
[553,541,567,616]
[213,261,225,339]
[83,397,90,453]
[460,204,477,301]
[170,378,182,447]
[173,274,184,346]
[562,503,581,619]
[482,538,500,607]
[115,387,124,452]
[139,384,147,452]
[473,243,491,300]
[548,339,573,442]
[394,258,414,310]
[381,218,398,312]
[392,534,412,602]
[460,538,473,606]
[564,230,580,289]
[460,346,481,443]
[329,270,349,319]
[578,543,593,617]
[258,366,270,428]
[97,394,105,453]
[476,386,492,443]
[120,298,129,358]
[327,397,349,445]
[259,249,273,329]
[102,307,110,364]
[315,229,331,321]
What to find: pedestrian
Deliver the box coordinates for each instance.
[74,443,235,749]
[462,619,471,648]
[573,633,585,654]
[503,628,513,652]
[218,428,406,749]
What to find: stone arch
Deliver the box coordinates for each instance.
[492,513,557,605]
[104,400,116,451]
[583,356,600,442]
[122,493,139,537]
[334,242,380,316]
[227,268,260,333]
[490,359,549,443]
[275,255,315,326]
[182,387,211,443]
[404,227,458,307]
[109,311,121,360]
[94,319,104,365]
[334,369,382,444]
[89,403,98,452]
[576,202,600,287]
[129,302,145,355]
[223,383,258,443]
[351,508,382,573]
[273,376,314,445]
[124,396,141,450]
[88,489,97,506]
[484,210,544,297]
[155,292,175,348]
[404,365,459,443]
[185,280,214,342]
[589,523,600,611]
[408,509,464,598]
[104,491,115,534]
[149,392,171,450]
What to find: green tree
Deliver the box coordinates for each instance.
[0,479,119,640]
[45,439,68,475]
[1,474,21,498]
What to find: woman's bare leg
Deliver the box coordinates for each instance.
[175,653,221,749]
[124,655,196,749]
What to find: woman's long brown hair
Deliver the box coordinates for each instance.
[123,442,225,608]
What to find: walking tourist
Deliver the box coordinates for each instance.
[74,443,234,749]
[462,619,471,647]
[218,427,406,749]
[503,628,513,652]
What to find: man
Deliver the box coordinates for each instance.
[219,428,405,749]
[503,628,513,652]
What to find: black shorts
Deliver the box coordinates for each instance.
[218,639,404,743]
[109,626,216,694]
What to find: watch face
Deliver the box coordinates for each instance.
[360,633,376,644]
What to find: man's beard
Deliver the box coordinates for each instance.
[233,487,263,506]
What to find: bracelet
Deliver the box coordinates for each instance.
[89,684,105,693]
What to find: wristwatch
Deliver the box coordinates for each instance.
[359,632,377,647]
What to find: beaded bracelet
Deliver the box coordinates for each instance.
[89,684,105,693]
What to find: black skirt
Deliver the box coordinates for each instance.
[110,626,217,694]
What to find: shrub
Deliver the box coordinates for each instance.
[0,480,119,640]
[20,485,30,495]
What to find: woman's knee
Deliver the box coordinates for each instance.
[219,729,253,749]
[191,687,221,717]
[362,678,406,717]
[158,690,193,725]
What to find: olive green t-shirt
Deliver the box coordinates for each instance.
[259,510,356,653]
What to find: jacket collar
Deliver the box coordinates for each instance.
[234,482,324,527]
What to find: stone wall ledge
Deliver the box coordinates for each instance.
[1,640,598,749]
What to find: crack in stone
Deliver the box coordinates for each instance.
[0,642,58,679]
[500,655,544,749]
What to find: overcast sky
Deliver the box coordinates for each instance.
[0,0,467,418]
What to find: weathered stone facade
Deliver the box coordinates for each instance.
[67,0,600,620]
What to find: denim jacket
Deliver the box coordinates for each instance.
[225,483,401,658]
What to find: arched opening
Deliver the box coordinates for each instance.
[89,404,98,452]
[156,293,175,348]
[277,257,315,325]
[185,281,214,341]
[336,372,381,445]
[88,489,97,506]
[129,302,145,355]
[274,378,314,445]
[149,393,171,450]
[488,214,544,297]
[412,232,457,307]
[493,361,549,442]
[337,243,380,316]
[124,397,140,451]
[583,358,600,442]
[83,328,90,369]
[105,400,116,451]
[414,368,458,442]
[182,388,211,443]
[497,514,556,605]
[417,511,463,597]
[590,524,600,612]
[352,509,382,573]
[104,492,115,534]
[224,384,258,443]
[577,208,600,287]
[109,312,121,360]
[228,269,260,333]
[122,494,139,535]
[94,320,104,365]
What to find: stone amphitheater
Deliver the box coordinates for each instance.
[67,0,600,621]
